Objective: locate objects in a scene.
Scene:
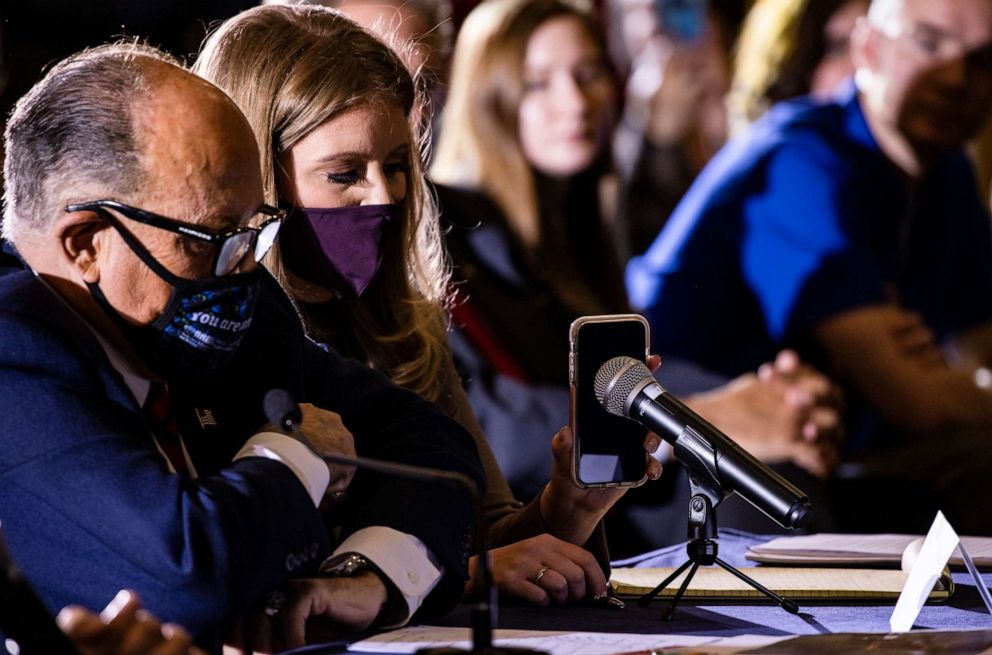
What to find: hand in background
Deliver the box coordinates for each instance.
[57,590,205,655]
[688,350,843,478]
[467,534,607,605]
[298,403,357,495]
[625,32,728,159]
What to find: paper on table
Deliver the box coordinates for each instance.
[347,626,787,654]
[609,566,950,601]
[890,511,961,632]
[746,533,992,567]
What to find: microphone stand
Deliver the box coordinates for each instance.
[636,473,800,620]
[264,390,543,655]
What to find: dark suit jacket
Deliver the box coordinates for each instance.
[0,252,483,642]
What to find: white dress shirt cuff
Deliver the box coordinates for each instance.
[331,527,443,627]
[235,432,330,506]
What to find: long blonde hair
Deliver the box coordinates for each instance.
[729,0,862,133]
[194,4,451,402]
[430,0,606,249]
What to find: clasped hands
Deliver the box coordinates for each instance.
[686,350,844,478]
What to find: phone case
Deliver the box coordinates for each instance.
[568,314,651,489]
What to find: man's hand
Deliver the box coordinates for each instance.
[298,403,356,494]
[57,590,205,655]
[226,574,387,653]
[687,350,843,478]
[468,534,607,605]
[279,574,387,648]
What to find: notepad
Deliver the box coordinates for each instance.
[609,566,953,602]
[745,533,992,568]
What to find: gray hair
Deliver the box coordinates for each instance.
[854,0,903,91]
[1,42,181,246]
[866,0,903,31]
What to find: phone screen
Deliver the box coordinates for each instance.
[572,318,649,486]
[656,0,707,41]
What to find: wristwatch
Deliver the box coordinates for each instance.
[319,552,376,577]
[320,552,404,625]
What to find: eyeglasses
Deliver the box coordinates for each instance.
[65,199,285,277]
[884,19,992,71]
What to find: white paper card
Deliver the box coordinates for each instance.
[890,511,960,632]
[347,625,786,654]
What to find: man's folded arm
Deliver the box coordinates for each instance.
[815,306,992,434]
[0,312,332,637]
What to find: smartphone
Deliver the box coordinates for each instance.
[655,0,708,42]
[569,314,651,488]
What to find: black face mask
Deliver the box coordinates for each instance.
[87,222,260,380]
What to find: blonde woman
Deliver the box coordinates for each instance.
[193,3,660,610]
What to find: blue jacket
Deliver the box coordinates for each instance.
[0,252,483,642]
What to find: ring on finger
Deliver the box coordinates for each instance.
[264,590,286,617]
[534,565,550,583]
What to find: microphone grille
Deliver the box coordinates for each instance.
[594,356,652,417]
[263,388,302,430]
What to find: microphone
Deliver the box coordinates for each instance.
[594,357,813,530]
[263,389,541,655]
[264,388,478,491]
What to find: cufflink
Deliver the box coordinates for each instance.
[319,552,374,577]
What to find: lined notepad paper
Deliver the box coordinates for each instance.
[610,566,952,602]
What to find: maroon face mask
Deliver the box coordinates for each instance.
[279,203,402,298]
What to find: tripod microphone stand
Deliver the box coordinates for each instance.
[637,476,800,620]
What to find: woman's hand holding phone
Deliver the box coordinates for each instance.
[543,354,665,546]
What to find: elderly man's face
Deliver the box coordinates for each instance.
[93,72,265,326]
[860,0,992,152]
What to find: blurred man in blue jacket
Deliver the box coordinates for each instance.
[627,0,992,533]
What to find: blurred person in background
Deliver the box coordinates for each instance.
[728,0,868,134]
[432,0,842,552]
[262,0,452,87]
[628,0,992,534]
[609,0,732,257]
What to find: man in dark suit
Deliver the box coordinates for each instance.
[0,42,483,648]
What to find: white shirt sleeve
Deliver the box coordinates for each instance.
[234,431,330,506]
[331,527,444,627]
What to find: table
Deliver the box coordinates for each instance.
[433,530,992,636]
[287,530,992,654]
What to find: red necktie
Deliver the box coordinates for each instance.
[142,382,191,476]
